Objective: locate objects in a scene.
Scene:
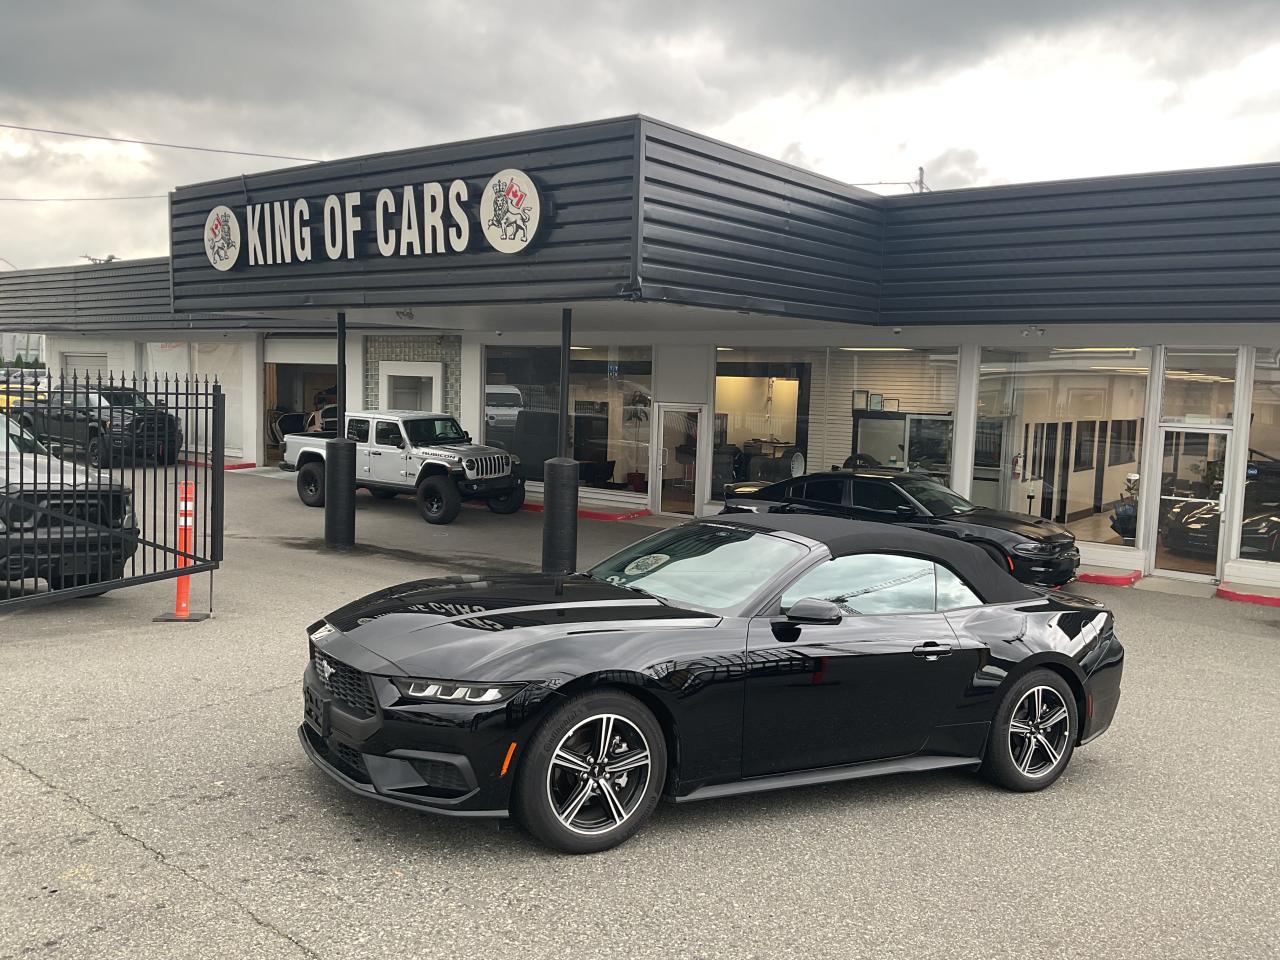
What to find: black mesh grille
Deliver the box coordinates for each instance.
[311,645,377,717]
[409,758,470,796]
[329,741,370,782]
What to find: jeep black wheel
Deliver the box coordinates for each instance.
[297,462,326,507]
[487,485,525,514]
[416,475,461,524]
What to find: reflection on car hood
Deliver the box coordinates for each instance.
[939,507,1073,540]
[0,453,116,490]
[322,574,716,679]
[411,442,503,457]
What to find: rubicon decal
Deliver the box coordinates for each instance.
[206,168,544,271]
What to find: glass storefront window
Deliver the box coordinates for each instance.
[1240,349,1280,562]
[712,347,957,498]
[973,347,1150,545]
[1161,349,1237,426]
[483,346,652,489]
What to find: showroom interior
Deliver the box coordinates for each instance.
[3,114,1280,588]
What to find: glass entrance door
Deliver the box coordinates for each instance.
[1153,429,1229,578]
[654,404,705,516]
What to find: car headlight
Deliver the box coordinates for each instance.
[391,678,525,704]
[464,458,477,471]
[1013,542,1058,557]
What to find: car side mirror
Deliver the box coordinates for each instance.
[786,597,843,624]
[396,438,406,449]
[895,504,917,517]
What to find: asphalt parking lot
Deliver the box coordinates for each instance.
[1,471,1278,959]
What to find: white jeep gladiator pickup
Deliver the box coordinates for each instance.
[280,410,524,525]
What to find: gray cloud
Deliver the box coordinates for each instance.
[923,148,988,191]
[1,0,1278,266]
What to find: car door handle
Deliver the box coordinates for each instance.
[912,641,953,660]
[369,451,382,456]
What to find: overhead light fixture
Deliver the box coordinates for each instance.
[838,347,912,352]
[569,346,591,351]
[716,346,734,351]
[1051,347,1139,354]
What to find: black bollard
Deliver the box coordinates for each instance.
[541,457,579,574]
[324,438,357,548]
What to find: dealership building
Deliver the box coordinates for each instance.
[3,115,1280,589]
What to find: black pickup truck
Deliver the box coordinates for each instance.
[15,386,183,468]
[2,417,139,595]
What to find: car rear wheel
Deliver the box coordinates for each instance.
[297,462,325,507]
[515,690,666,854]
[486,485,525,514]
[87,433,111,469]
[415,475,461,524]
[983,669,1077,791]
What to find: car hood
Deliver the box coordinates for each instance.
[317,574,717,680]
[415,441,506,458]
[938,507,1073,541]
[0,452,114,490]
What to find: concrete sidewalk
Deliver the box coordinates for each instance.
[1,472,1277,959]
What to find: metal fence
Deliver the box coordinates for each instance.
[1,368,225,608]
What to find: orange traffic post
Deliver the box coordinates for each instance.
[155,479,210,622]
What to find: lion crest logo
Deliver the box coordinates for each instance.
[204,205,241,272]
[480,169,541,254]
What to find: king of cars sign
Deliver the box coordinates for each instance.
[201,169,544,271]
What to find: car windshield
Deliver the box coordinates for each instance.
[403,417,467,444]
[897,477,975,516]
[97,389,153,408]
[486,393,521,407]
[2,416,47,455]
[588,523,808,615]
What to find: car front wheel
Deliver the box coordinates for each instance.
[415,475,461,524]
[515,690,666,854]
[296,462,326,507]
[982,669,1078,791]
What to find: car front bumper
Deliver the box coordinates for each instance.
[1011,547,1081,587]
[298,654,550,818]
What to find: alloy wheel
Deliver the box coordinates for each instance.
[1007,685,1071,778]
[546,713,652,836]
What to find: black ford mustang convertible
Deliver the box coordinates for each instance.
[300,514,1124,853]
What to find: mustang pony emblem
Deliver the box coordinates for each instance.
[315,657,335,683]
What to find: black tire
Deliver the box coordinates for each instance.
[87,433,111,469]
[415,474,461,524]
[297,461,326,507]
[982,668,1078,792]
[486,485,525,514]
[368,488,399,500]
[514,690,666,854]
[160,436,181,466]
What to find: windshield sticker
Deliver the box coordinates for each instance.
[623,553,670,577]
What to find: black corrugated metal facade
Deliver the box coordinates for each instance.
[636,119,884,323]
[169,117,641,314]
[879,163,1280,326]
[5,116,1280,329]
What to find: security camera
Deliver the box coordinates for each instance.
[892,327,902,335]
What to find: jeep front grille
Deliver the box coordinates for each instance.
[469,454,510,479]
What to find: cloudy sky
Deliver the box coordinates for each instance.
[3,0,1280,268]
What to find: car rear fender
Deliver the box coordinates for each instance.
[1001,652,1089,742]
[295,449,325,469]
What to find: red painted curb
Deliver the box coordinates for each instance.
[1077,570,1142,587]
[179,458,258,470]
[519,502,652,522]
[1215,586,1280,607]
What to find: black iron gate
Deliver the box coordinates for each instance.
[1,368,225,608]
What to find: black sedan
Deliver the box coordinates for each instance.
[723,469,1080,587]
[298,514,1123,853]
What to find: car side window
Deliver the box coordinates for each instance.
[935,563,983,610]
[781,554,936,616]
[374,421,403,447]
[347,418,370,443]
[850,480,910,513]
[798,477,845,505]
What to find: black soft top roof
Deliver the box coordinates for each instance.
[713,513,1039,605]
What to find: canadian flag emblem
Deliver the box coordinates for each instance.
[504,180,526,208]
